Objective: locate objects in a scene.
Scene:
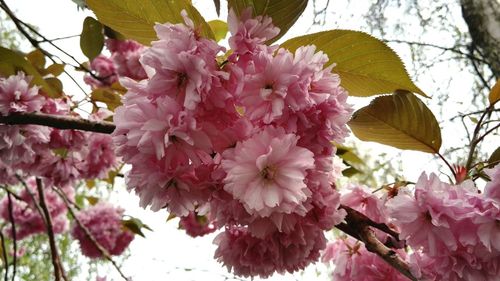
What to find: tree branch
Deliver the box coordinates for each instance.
[35,178,67,281]
[0,225,9,281]
[336,205,417,281]
[0,112,115,134]
[52,187,129,281]
[5,194,16,281]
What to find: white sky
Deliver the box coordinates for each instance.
[4,0,495,280]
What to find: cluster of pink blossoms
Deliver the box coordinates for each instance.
[71,202,134,258]
[0,73,118,187]
[179,211,217,237]
[0,178,73,239]
[323,170,500,281]
[84,39,147,89]
[387,170,500,281]
[112,9,352,277]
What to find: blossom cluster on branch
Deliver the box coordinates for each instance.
[111,9,351,277]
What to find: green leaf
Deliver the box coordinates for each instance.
[91,88,122,110]
[0,46,58,97]
[122,217,152,237]
[208,20,228,42]
[85,196,99,205]
[44,63,65,77]
[488,147,500,167]
[26,49,46,70]
[228,0,307,42]
[489,79,500,105]
[348,91,441,153]
[86,0,214,45]
[80,17,104,61]
[281,30,427,97]
[44,77,63,95]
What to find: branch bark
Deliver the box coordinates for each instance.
[0,112,115,134]
[35,178,67,281]
[337,205,417,281]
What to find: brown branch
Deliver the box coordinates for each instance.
[0,112,115,134]
[336,205,417,281]
[0,225,8,281]
[53,187,129,281]
[5,194,16,281]
[35,178,67,281]
[358,226,417,281]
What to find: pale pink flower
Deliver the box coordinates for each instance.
[71,203,134,258]
[484,165,500,202]
[0,159,17,185]
[0,124,51,166]
[227,8,280,55]
[323,237,409,281]
[341,185,387,223]
[106,39,147,80]
[214,223,326,278]
[239,50,297,123]
[221,126,315,217]
[0,73,45,115]
[83,55,118,88]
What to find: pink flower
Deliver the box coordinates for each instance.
[0,73,45,115]
[179,212,217,237]
[80,133,117,179]
[484,166,500,202]
[221,126,315,217]
[106,39,147,80]
[139,12,223,110]
[71,203,134,258]
[83,55,118,88]
[227,8,280,56]
[322,237,409,281]
[214,223,326,278]
[239,50,298,123]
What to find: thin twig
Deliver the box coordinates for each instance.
[53,187,129,281]
[0,186,22,201]
[35,178,67,281]
[0,112,115,134]
[436,152,457,180]
[5,194,16,281]
[0,225,9,281]
[466,104,495,171]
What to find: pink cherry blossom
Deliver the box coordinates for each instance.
[0,73,45,115]
[227,8,280,56]
[179,212,217,237]
[323,237,409,281]
[83,55,118,89]
[484,165,500,202]
[106,39,147,80]
[71,203,134,258]
[221,126,315,217]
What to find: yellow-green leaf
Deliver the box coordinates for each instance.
[44,77,63,96]
[228,0,307,42]
[281,30,427,97]
[26,49,46,70]
[85,196,99,205]
[122,217,152,237]
[91,88,122,110]
[348,91,441,153]
[44,63,65,77]
[85,179,96,189]
[488,147,500,167]
[86,0,214,45]
[0,46,58,97]
[208,20,228,42]
[489,79,500,105]
[0,62,15,76]
[80,17,104,61]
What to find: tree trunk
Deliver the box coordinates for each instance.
[461,0,500,78]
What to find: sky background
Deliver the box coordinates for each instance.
[4,0,494,280]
